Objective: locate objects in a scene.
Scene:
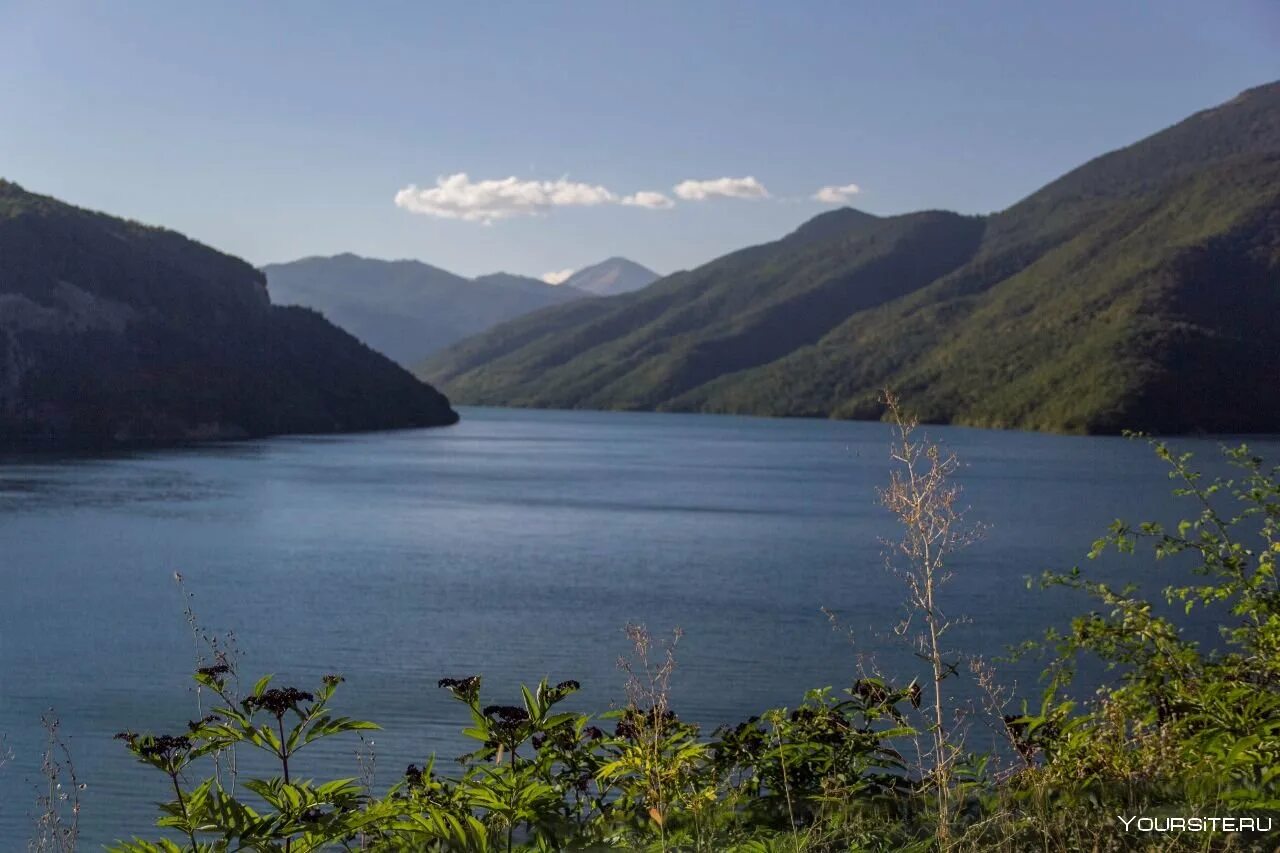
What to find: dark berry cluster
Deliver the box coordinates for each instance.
[482,705,529,724]
[615,707,679,740]
[115,732,193,766]
[438,676,481,703]
[546,679,580,702]
[482,705,530,747]
[142,734,193,760]
[244,687,314,718]
[196,663,231,687]
[404,763,424,788]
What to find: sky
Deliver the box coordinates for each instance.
[1,1,1276,281]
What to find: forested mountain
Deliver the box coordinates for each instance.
[419,82,1280,435]
[0,182,457,449]
[262,254,588,365]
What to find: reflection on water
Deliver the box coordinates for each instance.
[0,407,1274,844]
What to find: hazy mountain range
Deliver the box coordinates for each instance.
[262,255,658,365]
[419,81,1280,435]
[0,181,457,449]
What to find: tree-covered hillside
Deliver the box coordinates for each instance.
[419,81,1280,434]
[0,182,458,449]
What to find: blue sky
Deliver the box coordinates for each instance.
[2,1,1276,280]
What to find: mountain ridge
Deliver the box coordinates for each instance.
[418,81,1280,435]
[0,181,458,449]
[262,254,656,365]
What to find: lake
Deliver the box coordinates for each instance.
[0,407,1272,844]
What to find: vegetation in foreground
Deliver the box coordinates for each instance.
[21,399,1280,851]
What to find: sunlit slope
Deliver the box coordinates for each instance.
[421,82,1280,434]
[680,155,1280,433]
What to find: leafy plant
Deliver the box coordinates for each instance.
[111,672,380,852]
[1030,440,1280,815]
[100,434,1280,851]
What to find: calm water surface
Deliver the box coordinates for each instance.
[0,407,1273,844]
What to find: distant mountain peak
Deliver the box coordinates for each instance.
[560,257,659,296]
[261,254,587,365]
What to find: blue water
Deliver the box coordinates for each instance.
[0,407,1272,845]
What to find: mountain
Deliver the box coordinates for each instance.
[0,182,457,449]
[419,82,1280,435]
[262,255,587,365]
[473,272,557,290]
[559,257,659,296]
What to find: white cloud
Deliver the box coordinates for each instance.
[621,190,675,209]
[812,182,861,204]
[395,173,617,223]
[395,173,678,223]
[673,176,770,201]
[540,268,576,285]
